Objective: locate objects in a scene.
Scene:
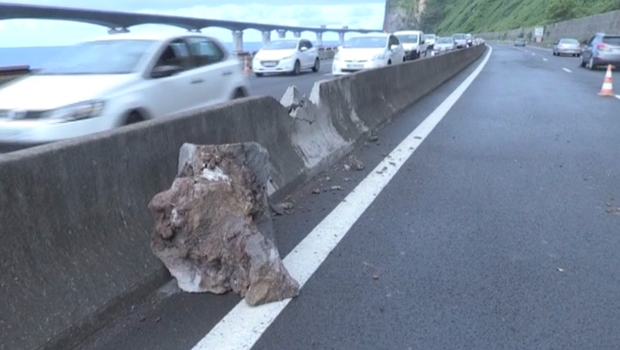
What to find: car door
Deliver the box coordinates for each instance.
[298,39,312,68]
[582,35,596,60]
[185,36,234,106]
[303,39,318,67]
[388,35,402,63]
[143,38,197,118]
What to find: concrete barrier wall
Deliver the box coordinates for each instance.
[0,44,486,350]
[477,10,620,43]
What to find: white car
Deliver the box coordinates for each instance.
[434,37,456,53]
[424,33,437,50]
[332,33,406,76]
[0,32,250,152]
[394,30,428,60]
[252,38,320,76]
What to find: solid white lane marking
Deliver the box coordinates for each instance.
[543,58,548,61]
[615,95,620,101]
[190,46,494,350]
[532,53,536,56]
[562,68,572,73]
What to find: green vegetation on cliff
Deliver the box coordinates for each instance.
[403,0,620,34]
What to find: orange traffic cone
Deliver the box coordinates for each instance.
[244,55,252,75]
[598,64,614,96]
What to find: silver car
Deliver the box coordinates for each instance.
[453,33,467,48]
[434,37,456,53]
[553,38,581,57]
[580,33,620,70]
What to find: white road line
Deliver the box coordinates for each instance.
[532,53,536,56]
[615,94,620,101]
[562,68,572,73]
[543,58,548,62]
[190,46,494,350]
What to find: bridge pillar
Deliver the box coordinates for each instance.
[108,27,129,34]
[232,30,244,53]
[338,32,346,45]
[261,31,271,45]
[293,31,301,38]
[277,29,286,39]
[315,32,323,47]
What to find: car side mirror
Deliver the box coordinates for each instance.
[421,40,425,44]
[390,44,399,51]
[151,65,183,79]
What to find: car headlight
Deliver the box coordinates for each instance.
[372,53,384,60]
[334,52,341,60]
[280,55,294,60]
[43,100,105,123]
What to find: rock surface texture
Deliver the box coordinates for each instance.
[148,142,300,306]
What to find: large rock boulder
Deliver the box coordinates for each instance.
[148,142,300,306]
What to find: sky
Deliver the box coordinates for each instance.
[0,0,386,47]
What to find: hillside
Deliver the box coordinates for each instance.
[384,0,620,34]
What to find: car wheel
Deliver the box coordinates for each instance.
[580,56,586,67]
[232,88,247,100]
[124,111,144,125]
[312,58,320,72]
[292,60,301,75]
[589,57,595,70]
[255,72,264,77]
[387,59,392,65]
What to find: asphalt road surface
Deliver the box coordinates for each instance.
[78,44,620,350]
[247,59,335,100]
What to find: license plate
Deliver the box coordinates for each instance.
[262,61,276,67]
[347,64,363,69]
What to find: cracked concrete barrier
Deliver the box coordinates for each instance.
[0,44,486,350]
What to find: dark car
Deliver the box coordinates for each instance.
[514,38,526,47]
[580,33,620,70]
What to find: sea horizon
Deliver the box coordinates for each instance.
[0,40,341,69]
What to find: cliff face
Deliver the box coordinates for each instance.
[383,0,425,32]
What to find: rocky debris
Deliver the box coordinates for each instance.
[369,135,379,142]
[605,200,620,216]
[312,188,321,195]
[270,201,295,216]
[347,155,365,171]
[330,186,343,191]
[148,142,300,306]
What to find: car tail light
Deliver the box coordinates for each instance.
[597,43,611,51]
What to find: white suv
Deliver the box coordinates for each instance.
[0,32,250,152]
[252,38,320,76]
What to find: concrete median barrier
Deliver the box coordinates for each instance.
[0,44,486,350]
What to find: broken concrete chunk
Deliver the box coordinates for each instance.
[148,142,300,306]
[348,155,365,171]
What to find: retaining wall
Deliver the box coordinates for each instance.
[477,10,620,43]
[0,44,487,350]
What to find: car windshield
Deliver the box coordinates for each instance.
[516,38,525,42]
[37,39,155,75]
[437,37,453,44]
[602,36,620,46]
[425,35,435,40]
[453,34,466,39]
[344,36,386,49]
[395,34,418,43]
[560,39,579,45]
[263,40,298,50]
